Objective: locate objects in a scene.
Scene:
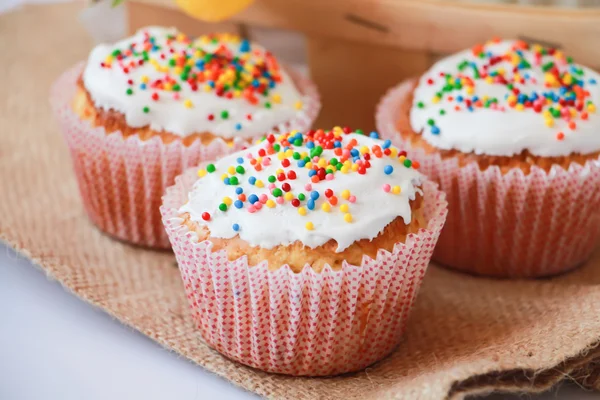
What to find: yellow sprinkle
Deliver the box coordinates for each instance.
[497,68,505,75]
[588,104,597,113]
[164,83,173,91]
[485,76,494,84]
[392,185,402,195]
[294,101,303,110]
[515,104,524,111]
[176,33,187,42]
[390,148,398,157]
[351,164,359,172]
[321,203,331,212]
[174,66,183,75]
[284,192,294,201]
[570,108,577,117]
[305,221,314,230]
[344,213,353,223]
[432,96,441,104]
[555,104,562,111]
[341,189,350,200]
[318,159,327,168]
[184,99,193,109]
[305,162,313,169]
[272,94,282,104]
[277,152,286,160]
[266,200,276,208]
[340,204,349,213]
[341,165,350,174]
[507,95,517,104]
[197,169,207,178]
[300,152,308,159]
[141,75,149,84]
[220,173,228,181]
[360,145,370,154]
[545,118,554,128]
[194,50,202,58]
[227,166,236,175]
[398,155,406,163]
[234,90,242,98]
[298,207,307,216]
[223,197,232,206]
[255,180,264,188]
[466,87,475,95]
[203,85,212,92]
[542,110,552,118]
[285,149,294,157]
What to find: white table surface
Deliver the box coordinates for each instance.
[1,244,598,400]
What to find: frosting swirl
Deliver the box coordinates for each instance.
[83,27,305,138]
[410,39,600,157]
[179,129,423,252]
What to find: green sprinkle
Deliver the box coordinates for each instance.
[273,143,281,152]
[330,157,338,166]
[236,166,245,174]
[206,164,216,173]
[229,176,239,185]
[542,61,555,72]
[143,106,150,113]
[219,203,228,211]
[221,111,229,119]
[355,129,364,135]
[293,152,301,160]
[268,175,276,183]
[126,88,133,95]
[272,188,283,197]
[417,101,425,109]
[168,59,176,67]
[310,146,323,158]
[439,109,446,116]
[293,138,303,146]
[427,118,435,126]
[298,193,306,201]
[264,102,272,109]
[403,159,412,168]
[111,49,121,57]
[172,84,181,91]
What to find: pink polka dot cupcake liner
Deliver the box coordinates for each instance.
[377,80,600,278]
[160,166,448,376]
[50,63,320,249]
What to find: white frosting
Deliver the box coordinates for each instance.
[410,40,600,157]
[83,27,305,138]
[180,132,423,252]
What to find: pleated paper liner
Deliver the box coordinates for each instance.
[6,4,600,399]
[50,62,321,249]
[376,79,600,278]
[161,167,447,376]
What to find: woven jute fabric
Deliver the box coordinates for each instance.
[2,4,600,399]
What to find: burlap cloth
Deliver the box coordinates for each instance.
[2,4,600,399]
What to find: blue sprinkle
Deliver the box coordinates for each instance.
[140,83,147,90]
[235,187,243,195]
[195,60,205,69]
[298,160,306,168]
[369,131,379,139]
[232,223,240,232]
[237,157,244,164]
[239,40,250,52]
[456,96,464,103]
[208,81,215,88]
[248,176,256,185]
[252,79,260,88]
[235,123,242,130]
[306,142,315,149]
[307,199,315,210]
[334,141,342,148]
[590,78,598,85]
[384,165,393,175]
[353,156,360,162]
[467,106,474,112]
[382,139,392,149]
[472,96,479,102]
[269,81,275,88]
[234,200,243,209]
[559,87,567,95]
[223,177,230,185]
[308,170,316,177]
[431,126,441,135]
[248,194,259,204]
[350,149,359,157]
[310,191,319,200]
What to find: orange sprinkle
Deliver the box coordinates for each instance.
[556,132,565,141]
[569,121,577,130]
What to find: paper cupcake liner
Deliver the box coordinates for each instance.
[376,80,600,278]
[160,167,447,376]
[50,63,320,249]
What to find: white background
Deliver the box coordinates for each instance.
[1,244,598,400]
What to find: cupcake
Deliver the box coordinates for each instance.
[377,39,600,278]
[161,128,447,376]
[51,27,320,248]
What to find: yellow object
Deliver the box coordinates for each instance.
[176,0,256,22]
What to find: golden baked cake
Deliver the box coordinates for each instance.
[378,39,600,277]
[161,127,448,375]
[52,27,319,248]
